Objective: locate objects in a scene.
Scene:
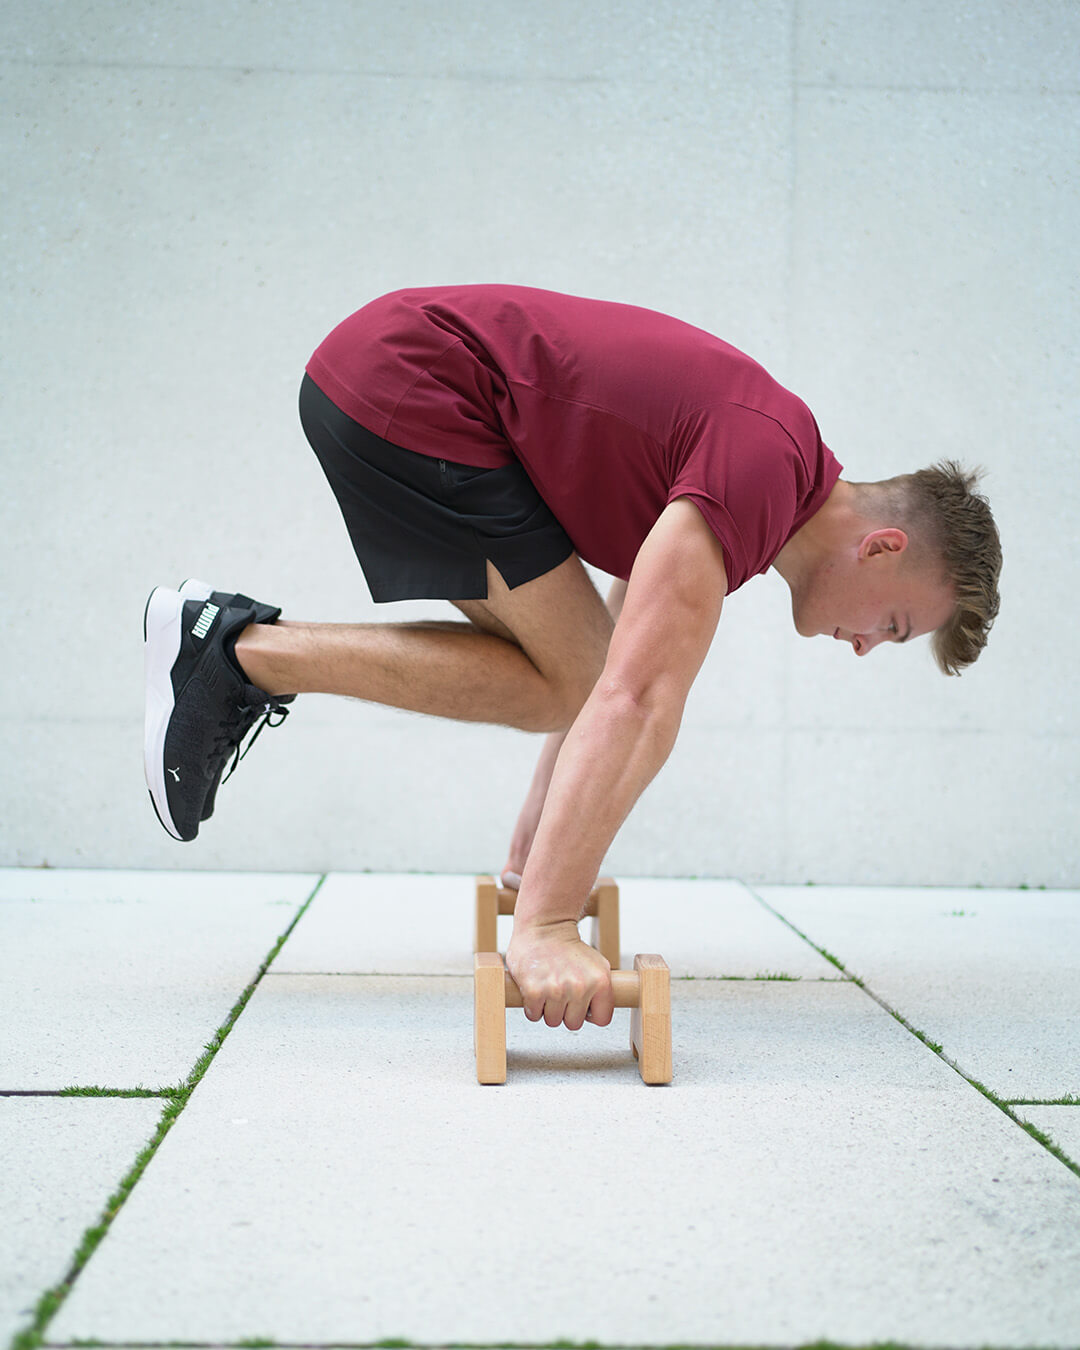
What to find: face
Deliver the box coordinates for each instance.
[793,530,955,657]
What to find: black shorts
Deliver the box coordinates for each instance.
[299,374,574,603]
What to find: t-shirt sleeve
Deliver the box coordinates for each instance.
[666,402,811,592]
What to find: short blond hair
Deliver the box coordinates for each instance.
[874,461,1001,675]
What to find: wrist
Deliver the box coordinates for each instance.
[509,916,580,944]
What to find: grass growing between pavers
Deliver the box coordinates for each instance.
[1002,1113,1080,1175]
[0,1091,172,1100]
[9,876,327,1350]
[749,890,1080,1183]
[676,973,808,982]
[1006,1093,1080,1105]
[58,1089,179,1099]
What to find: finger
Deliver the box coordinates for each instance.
[500,870,522,890]
[563,984,593,1032]
[586,982,616,1028]
[543,994,568,1028]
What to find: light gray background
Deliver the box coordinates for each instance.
[2,1,1077,884]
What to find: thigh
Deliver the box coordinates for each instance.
[300,374,576,605]
[453,556,615,709]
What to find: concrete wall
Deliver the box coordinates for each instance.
[2,1,1077,884]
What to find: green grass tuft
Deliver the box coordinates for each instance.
[1017,1118,1074,1161]
[1007,1092,1080,1106]
[58,1085,172,1098]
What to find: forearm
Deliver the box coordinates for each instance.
[512,681,679,930]
[510,730,564,836]
[503,578,628,880]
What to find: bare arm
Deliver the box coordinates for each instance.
[505,499,727,1029]
[500,577,627,886]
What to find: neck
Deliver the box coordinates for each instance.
[773,478,860,591]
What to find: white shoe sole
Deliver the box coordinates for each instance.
[142,580,212,841]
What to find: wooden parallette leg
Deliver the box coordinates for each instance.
[474,875,621,969]
[588,878,621,970]
[473,951,672,1085]
[473,952,508,1085]
[474,876,499,955]
[629,954,673,1085]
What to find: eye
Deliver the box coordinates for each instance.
[889,621,898,637]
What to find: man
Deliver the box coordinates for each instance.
[143,285,1001,1032]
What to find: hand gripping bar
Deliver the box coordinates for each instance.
[473,952,672,1086]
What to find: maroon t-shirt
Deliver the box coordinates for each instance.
[306,285,842,591]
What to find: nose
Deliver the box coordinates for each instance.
[852,632,886,656]
[835,629,883,656]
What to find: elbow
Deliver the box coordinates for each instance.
[590,674,684,759]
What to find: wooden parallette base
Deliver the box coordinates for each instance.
[474,875,621,969]
[473,952,673,1085]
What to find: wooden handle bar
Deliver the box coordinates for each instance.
[503,968,642,1009]
[493,878,615,918]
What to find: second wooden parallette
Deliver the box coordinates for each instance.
[474,874,621,969]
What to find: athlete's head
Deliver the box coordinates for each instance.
[853,462,1001,674]
[783,462,1001,674]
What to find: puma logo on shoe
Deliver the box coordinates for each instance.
[167,767,181,782]
[191,603,220,640]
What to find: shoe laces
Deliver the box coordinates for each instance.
[216,696,291,784]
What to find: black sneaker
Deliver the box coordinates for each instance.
[175,580,292,820]
[143,585,292,841]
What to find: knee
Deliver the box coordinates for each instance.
[534,668,599,734]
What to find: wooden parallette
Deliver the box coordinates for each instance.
[474,874,621,969]
[473,951,672,1086]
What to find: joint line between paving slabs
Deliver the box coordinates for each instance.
[0,55,617,87]
[745,887,1080,1182]
[1005,1093,1080,1106]
[30,1338,1046,1350]
[9,874,328,1350]
[0,1089,178,1099]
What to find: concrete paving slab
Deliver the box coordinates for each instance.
[277,874,838,979]
[616,877,840,979]
[52,976,1080,1348]
[1014,1107,1080,1168]
[0,869,319,1089]
[756,886,1080,1100]
[274,873,473,974]
[0,1096,162,1344]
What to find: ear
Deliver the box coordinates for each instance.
[858,527,909,560]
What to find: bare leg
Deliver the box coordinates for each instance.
[499,578,627,879]
[234,554,613,735]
